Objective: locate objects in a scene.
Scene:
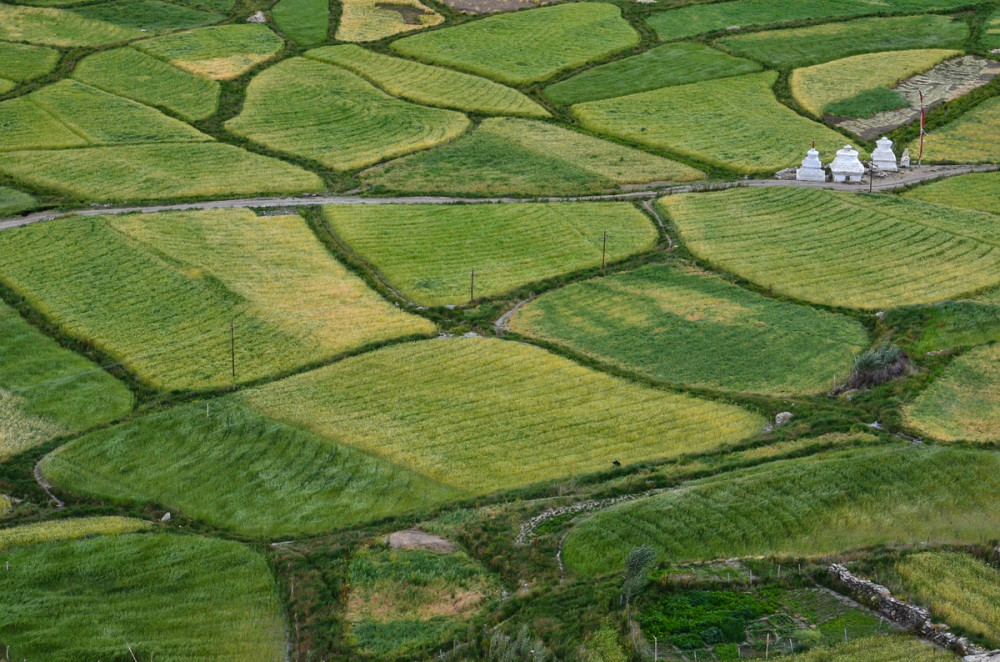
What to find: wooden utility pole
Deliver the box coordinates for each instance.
[601,230,608,273]
[469,270,475,304]
[230,319,236,380]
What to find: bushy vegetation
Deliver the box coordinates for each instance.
[73,48,220,121]
[905,342,1000,442]
[909,96,1000,163]
[324,201,658,305]
[0,516,150,550]
[390,3,639,85]
[639,590,773,650]
[0,185,37,215]
[790,49,957,116]
[0,4,141,46]
[306,45,548,117]
[272,0,329,46]
[134,24,284,79]
[70,0,223,33]
[336,0,442,42]
[544,43,761,105]
[362,117,702,195]
[847,341,907,389]
[0,209,432,389]
[717,15,969,69]
[511,264,867,394]
[574,72,851,173]
[227,57,468,171]
[661,187,1000,309]
[564,445,1000,574]
[0,532,285,661]
[905,171,1000,215]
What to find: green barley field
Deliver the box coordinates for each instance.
[786,636,955,662]
[0,4,142,47]
[904,171,1000,215]
[510,264,868,394]
[909,96,1000,163]
[272,0,329,46]
[0,40,58,89]
[0,516,150,550]
[324,201,658,305]
[70,0,223,34]
[661,187,1000,309]
[134,24,284,79]
[0,185,36,215]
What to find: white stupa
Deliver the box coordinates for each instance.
[871,136,898,172]
[796,146,826,182]
[830,145,865,183]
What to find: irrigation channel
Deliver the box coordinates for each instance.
[1,164,994,231]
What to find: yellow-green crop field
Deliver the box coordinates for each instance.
[227,57,469,171]
[324,201,658,305]
[896,551,1000,648]
[0,185,36,215]
[306,44,548,117]
[0,40,59,89]
[510,264,868,394]
[272,0,329,46]
[786,635,955,662]
[70,0,224,34]
[910,97,1000,163]
[905,171,1000,216]
[336,0,443,42]
[363,117,703,195]
[661,187,1000,309]
[0,4,142,47]
[985,7,1000,49]
[134,24,284,79]
[573,72,852,173]
[0,516,150,550]
[0,209,434,390]
[0,531,285,661]
[391,2,639,85]
[790,49,958,116]
[905,343,1000,442]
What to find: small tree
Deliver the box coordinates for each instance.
[488,625,550,662]
[620,545,656,608]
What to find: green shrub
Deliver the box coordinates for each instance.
[849,341,907,388]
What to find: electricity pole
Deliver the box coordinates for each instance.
[469,269,475,304]
[601,230,608,273]
[230,319,236,380]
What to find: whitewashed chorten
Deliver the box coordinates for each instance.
[871,137,898,172]
[830,145,865,183]
[796,147,826,182]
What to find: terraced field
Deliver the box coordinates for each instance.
[324,201,658,305]
[70,0,223,33]
[363,117,703,195]
[272,0,329,46]
[660,187,1000,309]
[904,171,1000,215]
[0,41,59,91]
[73,48,220,121]
[510,264,868,394]
[544,42,761,106]
[390,3,639,85]
[910,96,1000,163]
[134,24,284,79]
[790,49,958,116]
[563,445,1000,574]
[0,209,433,390]
[227,58,469,171]
[0,300,132,458]
[306,45,548,117]
[905,342,1000,442]
[0,529,285,661]
[0,4,142,46]
[337,0,442,42]
[573,72,851,173]
[717,15,969,69]
[0,185,36,215]
[985,8,1000,49]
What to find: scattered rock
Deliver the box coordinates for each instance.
[774,168,797,180]
[462,331,480,338]
[875,311,886,318]
[867,421,884,430]
[965,652,1000,662]
[775,412,793,426]
[247,10,266,23]
[161,512,171,522]
[388,528,455,554]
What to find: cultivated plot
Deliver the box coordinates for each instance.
[0,209,434,390]
[390,3,639,85]
[544,42,762,106]
[70,0,223,34]
[786,636,956,662]
[324,201,658,305]
[0,4,141,46]
[564,445,1000,574]
[0,300,133,458]
[337,0,443,42]
[985,7,1000,49]
[227,57,469,171]
[0,528,285,662]
[716,15,969,69]
[573,72,851,173]
[0,185,37,215]
[904,171,1000,215]
[660,187,1000,309]
[0,517,150,550]
[0,40,59,91]
[905,342,1000,443]
[362,117,703,196]
[272,0,329,46]
[910,96,1000,163]
[510,264,868,395]
[306,44,548,117]
[134,24,284,79]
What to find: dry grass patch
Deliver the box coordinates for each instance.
[337,0,443,42]
[134,24,284,80]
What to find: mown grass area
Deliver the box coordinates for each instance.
[0,40,59,83]
[0,185,36,215]
[909,96,1000,163]
[134,24,284,80]
[390,2,638,85]
[717,15,969,69]
[306,44,548,117]
[42,398,459,536]
[347,546,498,657]
[0,143,323,201]
[0,300,132,458]
[544,42,761,106]
[905,171,1000,215]
[272,0,329,46]
[0,209,432,390]
[324,201,658,305]
[0,531,285,661]
[0,4,142,46]
[510,264,868,395]
[227,57,468,171]
[895,551,1000,648]
[563,445,1000,574]
[661,187,1000,309]
[574,72,853,174]
[362,117,703,196]
[337,0,442,42]
[786,635,955,661]
[790,49,958,116]
[70,0,223,33]
[0,516,150,550]
[73,47,220,121]
[905,342,1000,442]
